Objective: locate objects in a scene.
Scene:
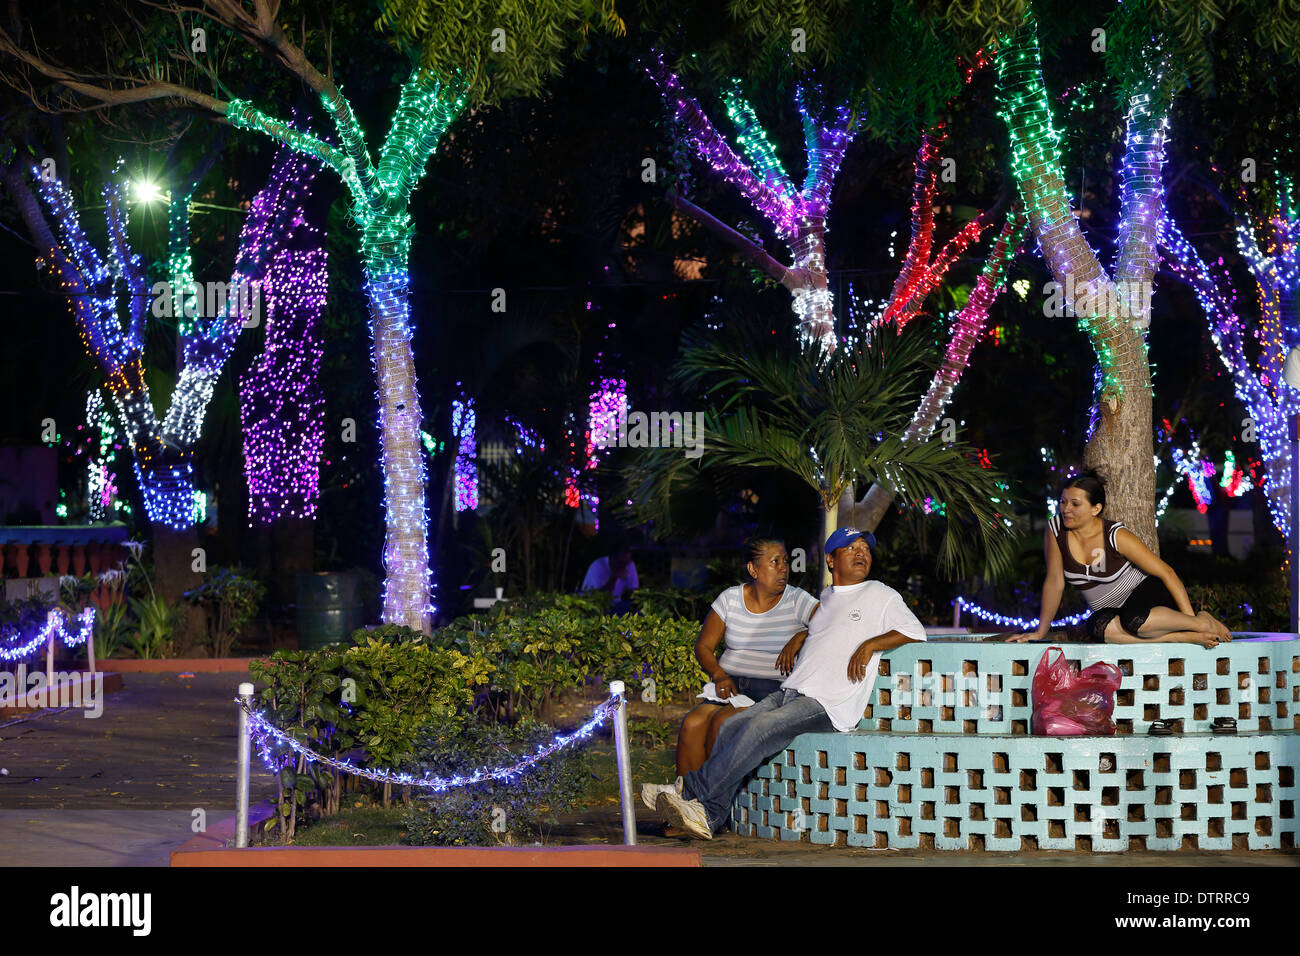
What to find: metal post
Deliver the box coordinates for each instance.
[85,613,96,675]
[608,680,637,846]
[45,625,55,693]
[235,681,253,848]
[952,597,962,629]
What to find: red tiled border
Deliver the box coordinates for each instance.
[171,806,699,866]
[97,658,267,673]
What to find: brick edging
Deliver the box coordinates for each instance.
[96,658,268,673]
[170,805,700,866]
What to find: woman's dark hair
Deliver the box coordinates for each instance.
[743,536,785,579]
[1061,469,1107,511]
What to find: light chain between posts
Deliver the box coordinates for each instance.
[238,693,622,792]
[0,608,96,663]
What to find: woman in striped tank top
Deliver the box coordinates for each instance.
[661,537,818,782]
[1009,471,1230,647]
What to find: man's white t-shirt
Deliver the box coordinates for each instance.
[580,556,639,599]
[782,579,926,732]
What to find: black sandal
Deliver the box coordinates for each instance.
[1211,717,1238,735]
[1147,719,1175,736]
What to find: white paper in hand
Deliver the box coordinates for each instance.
[696,682,756,708]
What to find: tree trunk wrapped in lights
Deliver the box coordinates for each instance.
[1162,186,1299,540]
[227,75,466,632]
[240,237,327,525]
[995,14,1174,550]
[0,144,313,606]
[239,215,328,606]
[643,54,854,355]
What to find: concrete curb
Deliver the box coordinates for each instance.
[97,658,266,673]
[172,806,702,868]
[0,669,123,716]
[170,804,700,866]
[170,801,277,858]
[173,843,701,866]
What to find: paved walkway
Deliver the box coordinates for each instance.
[0,672,275,865]
[0,810,196,866]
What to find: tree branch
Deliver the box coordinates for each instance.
[666,187,796,289]
[0,24,227,113]
[643,51,798,238]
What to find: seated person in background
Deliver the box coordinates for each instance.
[641,537,817,811]
[645,527,926,840]
[580,543,638,611]
[1008,469,1231,647]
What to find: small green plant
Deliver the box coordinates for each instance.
[93,597,131,660]
[628,716,678,749]
[127,593,180,659]
[184,566,266,657]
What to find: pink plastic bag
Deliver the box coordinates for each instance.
[1030,646,1122,736]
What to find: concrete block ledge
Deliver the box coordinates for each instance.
[733,730,1299,851]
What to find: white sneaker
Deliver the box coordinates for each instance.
[640,776,683,811]
[658,790,713,840]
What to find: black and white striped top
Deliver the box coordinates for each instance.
[1049,514,1147,610]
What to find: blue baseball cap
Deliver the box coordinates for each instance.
[824,526,876,554]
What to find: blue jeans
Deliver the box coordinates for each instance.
[682,688,833,833]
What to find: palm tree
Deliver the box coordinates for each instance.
[625,321,1020,584]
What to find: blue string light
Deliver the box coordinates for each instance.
[0,608,97,663]
[242,694,620,791]
[954,597,1091,630]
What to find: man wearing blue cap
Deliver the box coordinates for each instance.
[646,526,927,839]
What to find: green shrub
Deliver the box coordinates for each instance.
[184,566,266,657]
[343,637,495,771]
[403,714,592,846]
[349,623,429,645]
[0,593,57,635]
[253,592,706,838]
[480,590,611,619]
[249,646,355,839]
[585,613,700,703]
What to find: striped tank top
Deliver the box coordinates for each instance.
[712,584,818,679]
[1049,515,1146,610]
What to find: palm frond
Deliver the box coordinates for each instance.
[624,318,1021,577]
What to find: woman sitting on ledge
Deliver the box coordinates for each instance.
[642,537,817,811]
[1008,469,1230,648]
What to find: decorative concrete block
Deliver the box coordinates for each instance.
[732,731,1298,851]
[864,638,1299,735]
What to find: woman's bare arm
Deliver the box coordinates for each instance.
[1114,528,1195,615]
[695,610,736,697]
[1009,528,1063,642]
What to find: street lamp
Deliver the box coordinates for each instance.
[133,180,165,204]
